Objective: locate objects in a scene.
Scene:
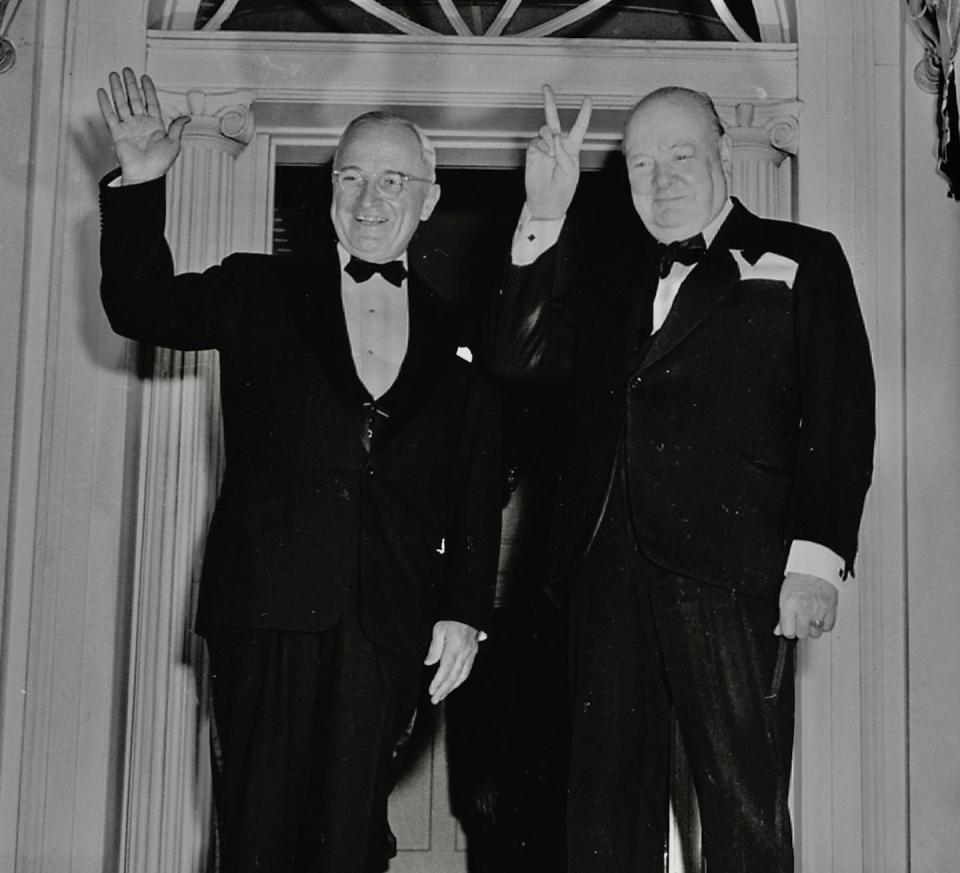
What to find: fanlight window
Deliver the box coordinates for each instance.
[153,1,793,42]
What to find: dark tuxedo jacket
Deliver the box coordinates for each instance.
[487,198,875,600]
[100,172,500,659]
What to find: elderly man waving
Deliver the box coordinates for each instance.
[97,69,500,873]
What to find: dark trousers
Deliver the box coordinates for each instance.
[205,614,422,873]
[446,601,568,873]
[566,481,796,873]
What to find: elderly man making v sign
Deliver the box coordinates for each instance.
[96,68,501,873]
[487,84,875,872]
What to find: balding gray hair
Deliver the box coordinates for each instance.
[627,86,725,141]
[335,111,438,180]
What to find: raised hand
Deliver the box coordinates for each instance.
[97,68,190,184]
[525,84,593,220]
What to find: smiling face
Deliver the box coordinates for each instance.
[330,118,441,264]
[622,91,731,243]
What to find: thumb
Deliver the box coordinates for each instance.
[778,605,797,639]
[823,607,837,632]
[167,115,191,144]
[424,625,445,666]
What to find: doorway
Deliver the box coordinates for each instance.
[272,160,701,872]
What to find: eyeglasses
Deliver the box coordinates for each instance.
[332,168,434,200]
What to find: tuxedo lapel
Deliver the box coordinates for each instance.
[708,197,769,264]
[369,267,456,450]
[292,238,462,452]
[625,245,659,366]
[638,200,758,374]
[294,240,370,406]
[639,248,740,372]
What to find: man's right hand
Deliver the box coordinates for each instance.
[97,68,190,185]
[524,84,593,220]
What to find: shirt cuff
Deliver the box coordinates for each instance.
[107,173,163,188]
[510,203,565,266]
[785,540,847,591]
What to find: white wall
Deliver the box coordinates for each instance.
[0,0,41,858]
[903,51,960,873]
[0,1,150,869]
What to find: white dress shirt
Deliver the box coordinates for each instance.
[651,199,732,331]
[338,244,409,400]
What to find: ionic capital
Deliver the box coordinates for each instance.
[721,100,802,158]
[157,89,256,156]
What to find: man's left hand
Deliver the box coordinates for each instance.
[424,620,482,704]
[775,573,839,640]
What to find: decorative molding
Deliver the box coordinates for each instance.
[914,48,940,93]
[146,32,799,113]
[723,99,802,153]
[794,1,909,870]
[766,113,800,154]
[145,31,799,167]
[157,89,256,153]
[726,104,795,219]
[4,0,147,869]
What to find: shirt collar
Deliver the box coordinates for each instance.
[336,243,408,276]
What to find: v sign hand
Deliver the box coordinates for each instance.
[525,84,593,220]
[97,68,190,185]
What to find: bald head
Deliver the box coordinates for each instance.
[622,87,731,243]
[335,111,437,180]
[630,87,725,141]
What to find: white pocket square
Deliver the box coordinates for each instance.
[730,250,798,288]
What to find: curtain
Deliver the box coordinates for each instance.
[907,0,960,197]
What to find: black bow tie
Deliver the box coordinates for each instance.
[657,234,707,279]
[344,256,407,287]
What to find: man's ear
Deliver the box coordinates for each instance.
[420,183,441,221]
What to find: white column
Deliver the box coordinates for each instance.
[724,101,801,220]
[120,91,254,873]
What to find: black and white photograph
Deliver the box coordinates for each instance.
[0,2,957,872]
